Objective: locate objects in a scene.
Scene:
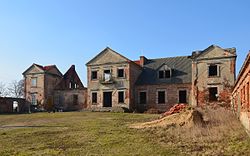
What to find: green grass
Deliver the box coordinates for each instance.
[0,111,249,156]
[0,112,176,156]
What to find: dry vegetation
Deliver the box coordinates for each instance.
[133,106,250,155]
[0,107,249,156]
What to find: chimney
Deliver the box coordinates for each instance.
[140,56,147,66]
[71,65,75,69]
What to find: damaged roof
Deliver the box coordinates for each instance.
[136,56,192,85]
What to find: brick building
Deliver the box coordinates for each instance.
[231,52,250,131]
[0,97,27,113]
[87,45,236,112]
[23,64,86,112]
[86,47,142,110]
[54,65,87,111]
[191,45,237,107]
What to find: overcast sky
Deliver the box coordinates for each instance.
[0,0,249,86]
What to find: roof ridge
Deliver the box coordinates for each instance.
[149,55,190,60]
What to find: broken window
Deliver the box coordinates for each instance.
[179,90,187,103]
[92,92,97,104]
[117,69,124,78]
[118,91,124,103]
[31,78,37,87]
[73,94,78,105]
[91,71,98,80]
[139,92,147,104]
[165,70,171,78]
[159,71,164,79]
[159,70,171,79]
[209,87,218,101]
[158,91,165,104]
[209,64,218,76]
[104,69,111,82]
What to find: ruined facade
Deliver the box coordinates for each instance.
[191,45,237,107]
[23,64,86,112]
[231,52,250,131]
[87,45,236,112]
[54,65,87,111]
[86,47,142,110]
[0,97,27,113]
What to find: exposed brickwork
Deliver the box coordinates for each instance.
[0,97,27,113]
[232,52,250,131]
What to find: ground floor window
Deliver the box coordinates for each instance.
[139,91,147,104]
[158,91,165,104]
[118,91,124,103]
[179,90,187,103]
[209,87,218,101]
[92,92,97,104]
[73,94,78,105]
[31,94,37,105]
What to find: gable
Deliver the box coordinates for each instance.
[86,47,130,66]
[23,64,44,75]
[196,45,236,60]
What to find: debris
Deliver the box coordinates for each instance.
[162,104,187,117]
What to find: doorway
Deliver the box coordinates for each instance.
[103,92,112,107]
[209,87,218,101]
[179,90,187,103]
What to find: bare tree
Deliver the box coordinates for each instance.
[0,82,8,97]
[8,79,24,98]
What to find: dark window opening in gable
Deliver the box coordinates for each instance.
[158,91,165,104]
[73,94,78,105]
[139,92,147,104]
[165,70,171,78]
[179,90,187,103]
[118,91,124,103]
[91,71,98,80]
[92,92,97,104]
[118,69,124,78]
[209,65,218,76]
[159,70,164,79]
[209,87,218,101]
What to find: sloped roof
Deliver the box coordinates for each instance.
[54,65,85,90]
[23,63,63,76]
[86,47,141,67]
[136,56,192,85]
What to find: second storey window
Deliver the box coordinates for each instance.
[91,71,98,80]
[117,69,124,78]
[31,78,37,87]
[208,64,218,77]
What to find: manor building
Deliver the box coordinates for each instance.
[86,45,236,112]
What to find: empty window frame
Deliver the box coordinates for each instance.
[208,64,218,76]
[158,91,166,104]
[118,91,124,103]
[139,91,147,104]
[91,71,98,80]
[209,87,218,101]
[92,92,97,104]
[73,94,78,105]
[31,77,37,87]
[179,90,187,103]
[117,68,124,78]
[159,70,171,79]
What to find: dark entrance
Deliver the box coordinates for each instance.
[103,92,112,107]
[179,90,187,103]
[209,87,218,101]
[139,92,147,104]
